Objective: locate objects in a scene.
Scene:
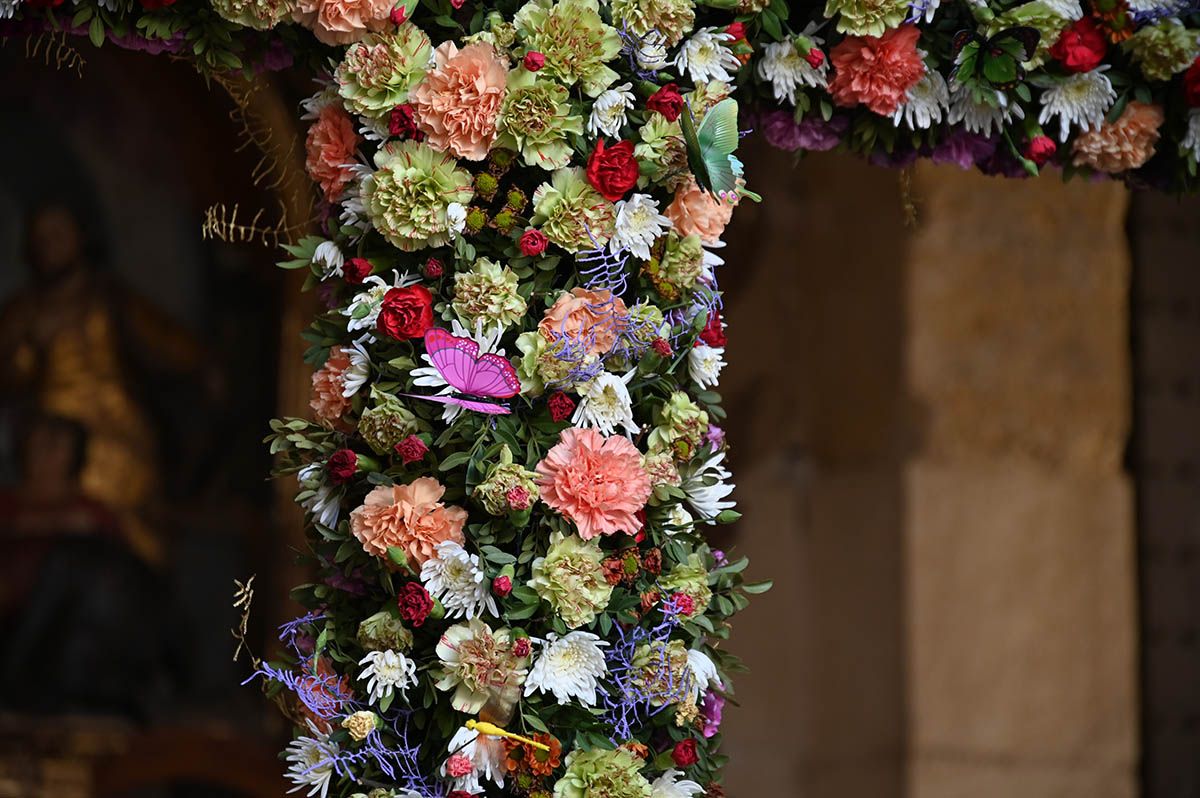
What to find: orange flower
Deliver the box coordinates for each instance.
[664,177,735,246]
[538,288,629,357]
[1072,101,1163,173]
[412,42,508,161]
[310,346,353,429]
[504,733,562,777]
[828,25,926,116]
[305,104,361,203]
[350,477,467,566]
[292,0,393,44]
[535,427,651,540]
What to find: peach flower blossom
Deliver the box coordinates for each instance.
[311,346,354,428]
[664,177,735,245]
[293,0,393,45]
[828,25,926,116]
[412,42,508,161]
[1071,101,1164,173]
[538,288,629,357]
[305,104,361,203]
[350,477,467,566]
[535,427,652,540]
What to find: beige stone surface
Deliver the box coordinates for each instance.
[911,758,1136,798]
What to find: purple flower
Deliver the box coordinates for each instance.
[977,144,1032,179]
[869,142,920,169]
[931,129,997,170]
[704,424,725,449]
[257,37,296,72]
[760,110,849,152]
[700,689,725,737]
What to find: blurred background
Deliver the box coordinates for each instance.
[0,43,1195,798]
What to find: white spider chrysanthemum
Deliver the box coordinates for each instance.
[676,28,741,84]
[1181,109,1200,161]
[297,463,341,529]
[611,194,671,260]
[947,84,1024,137]
[524,631,610,706]
[1040,0,1084,18]
[894,69,949,130]
[338,163,375,235]
[756,40,828,105]
[664,503,695,536]
[687,648,721,699]
[344,272,422,338]
[589,83,636,138]
[285,723,340,798]
[688,344,726,389]
[635,30,672,71]
[441,726,506,793]
[573,370,639,436]
[421,540,499,620]
[650,770,706,798]
[358,115,392,144]
[1038,69,1116,142]
[680,449,736,521]
[357,649,418,704]
[313,240,344,280]
[342,340,371,398]
[300,84,340,120]
[411,319,507,423]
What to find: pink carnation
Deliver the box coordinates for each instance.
[664,177,735,246]
[828,25,926,117]
[535,427,652,540]
[292,0,393,44]
[1071,101,1164,174]
[305,104,361,203]
[411,42,508,161]
[350,477,467,566]
[310,346,353,429]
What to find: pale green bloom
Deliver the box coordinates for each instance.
[824,0,909,36]
[529,532,614,628]
[358,390,425,455]
[357,611,414,652]
[1124,20,1199,82]
[643,231,704,301]
[988,1,1071,67]
[610,0,695,47]
[496,69,585,170]
[648,391,709,461]
[630,638,696,707]
[531,168,616,253]
[362,140,475,252]
[514,0,622,96]
[453,258,528,329]
[211,0,292,29]
[554,747,652,798]
[658,552,713,614]
[634,116,686,186]
[475,445,540,515]
[336,27,433,118]
[515,331,588,395]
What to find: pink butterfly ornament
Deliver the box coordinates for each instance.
[405,328,521,416]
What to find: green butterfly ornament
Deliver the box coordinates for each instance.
[680,98,762,203]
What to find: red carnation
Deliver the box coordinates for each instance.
[547,391,576,422]
[642,547,663,575]
[344,257,372,285]
[493,575,513,597]
[586,139,640,202]
[672,739,700,768]
[1184,58,1200,107]
[377,285,434,340]
[389,104,424,140]
[397,582,434,626]
[523,51,546,71]
[519,228,550,256]
[1049,18,1107,74]
[670,592,696,616]
[395,435,428,465]
[327,448,358,484]
[1024,135,1057,166]
[646,83,685,122]
[699,309,726,347]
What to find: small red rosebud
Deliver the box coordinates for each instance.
[547,391,576,422]
[523,51,545,71]
[448,0,464,8]
[327,448,358,484]
[651,337,672,357]
[804,48,825,69]
[725,21,747,40]
[344,257,372,285]
[1185,58,1200,108]
[672,739,700,768]
[388,103,423,140]
[512,637,531,658]
[395,435,428,465]
[647,83,685,122]
[447,790,474,798]
[493,575,513,597]
[389,4,407,24]
[1024,135,1057,166]
[423,257,445,279]
[519,228,550,257]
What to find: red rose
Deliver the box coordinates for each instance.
[344,257,372,285]
[1024,135,1057,166]
[805,48,825,69]
[547,391,576,422]
[646,83,685,122]
[395,435,428,465]
[1049,18,1107,74]
[519,228,549,256]
[389,104,424,140]
[423,257,445,279]
[492,575,513,596]
[1184,58,1200,107]
[327,448,358,484]
[672,739,699,768]
[523,51,546,71]
[397,582,434,626]
[699,309,726,347]
[377,285,434,340]
[586,139,640,202]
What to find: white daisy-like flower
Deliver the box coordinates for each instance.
[421,540,499,620]
[688,344,726,389]
[357,649,418,704]
[756,40,828,105]
[910,0,942,22]
[1040,0,1083,18]
[947,84,1024,137]
[589,82,636,138]
[343,271,422,338]
[524,631,610,706]
[634,30,672,72]
[676,28,741,84]
[297,463,341,529]
[1038,69,1116,142]
[680,449,736,521]
[342,340,371,398]
[312,240,344,280]
[441,726,507,793]
[411,319,507,423]
[664,503,695,536]
[687,648,721,699]
[1125,0,1180,12]
[285,723,340,798]
[446,202,468,241]
[894,69,949,130]
[650,770,705,798]
[610,194,671,260]
[573,370,639,436]
[1180,109,1200,161]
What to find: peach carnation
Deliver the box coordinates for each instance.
[538,288,629,357]
[664,177,735,246]
[350,477,467,566]
[535,427,652,540]
[305,104,361,203]
[293,0,392,44]
[412,42,508,161]
[311,345,353,428]
[1071,101,1164,174]
[828,25,926,116]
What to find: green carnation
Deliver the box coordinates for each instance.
[824,0,909,36]
[648,391,709,461]
[496,70,585,170]
[634,116,686,186]
[610,0,695,47]
[358,390,425,455]
[630,639,696,707]
[987,2,1070,67]
[529,532,614,628]
[362,140,475,252]
[531,168,616,253]
[659,552,713,614]
[643,232,704,301]
[553,748,652,798]
[515,332,587,395]
[336,27,433,118]
[475,445,540,515]
[514,0,622,96]
[453,258,528,329]
[357,610,414,652]
[1124,20,1199,82]
[211,0,292,30]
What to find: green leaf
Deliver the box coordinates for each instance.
[88,15,105,47]
[743,579,774,594]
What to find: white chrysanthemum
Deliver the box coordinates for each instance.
[358,649,418,704]
[412,319,507,423]
[524,631,610,706]
[687,648,721,699]
[680,449,736,521]
[650,770,705,798]
[285,723,339,798]
[1038,69,1116,142]
[688,344,726,389]
[664,503,695,536]
[344,272,422,337]
[342,340,371,398]
[894,69,949,130]
[756,40,828,105]
[947,84,1024,137]
[635,29,672,71]
[313,240,344,279]
[441,726,507,793]
[676,28,741,84]
[910,0,942,21]
[446,202,468,241]
[1040,0,1083,18]
[0,0,22,20]
[700,246,725,283]
[1125,0,1181,12]
[573,370,639,436]
[589,82,636,138]
[1181,109,1200,161]
[297,462,341,529]
[358,115,392,144]
[611,194,671,260]
[421,540,499,620]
